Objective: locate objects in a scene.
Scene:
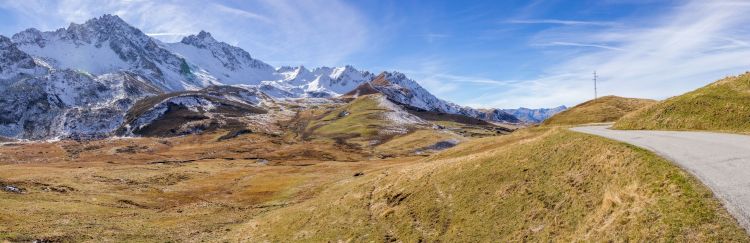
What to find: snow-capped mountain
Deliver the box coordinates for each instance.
[502,106,567,123]
[477,109,521,123]
[257,65,374,98]
[164,31,278,85]
[11,14,216,91]
[0,14,380,139]
[165,30,374,98]
[9,14,375,98]
[0,14,522,139]
[346,72,518,123]
[0,36,46,80]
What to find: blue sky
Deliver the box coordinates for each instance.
[2,0,750,108]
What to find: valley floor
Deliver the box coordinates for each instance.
[0,132,423,242]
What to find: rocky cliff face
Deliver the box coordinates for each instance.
[0,69,162,139]
[0,36,45,80]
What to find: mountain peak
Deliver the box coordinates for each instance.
[381,71,408,81]
[330,65,358,78]
[197,30,214,40]
[373,71,411,86]
[0,35,11,46]
[277,66,295,72]
[11,28,42,44]
[54,14,146,45]
[285,65,310,76]
[502,106,567,123]
[12,15,142,47]
[85,14,127,26]
[358,71,518,123]
[0,34,42,78]
[180,30,218,48]
[336,65,362,74]
[79,14,134,33]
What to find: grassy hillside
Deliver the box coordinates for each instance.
[301,94,447,151]
[306,94,389,140]
[228,127,747,242]
[614,73,750,132]
[543,96,656,126]
[300,94,503,156]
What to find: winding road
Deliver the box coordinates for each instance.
[571,125,750,232]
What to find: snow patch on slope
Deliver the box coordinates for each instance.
[164,31,278,85]
[376,95,425,126]
[18,40,129,75]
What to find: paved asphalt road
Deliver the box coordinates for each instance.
[571,125,750,232]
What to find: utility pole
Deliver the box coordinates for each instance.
[593,71,598,100]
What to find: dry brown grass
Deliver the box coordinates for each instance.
[0,96,480,242]
[374,129,463,156]
[1,98,746,241]
[0,131,421,241]
[614,72,750,133]
[543,96,656,126]
[230,127,747,242]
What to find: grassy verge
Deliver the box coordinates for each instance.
[543,96,655,126]
[614,73,750,133]
[231,127,748,242]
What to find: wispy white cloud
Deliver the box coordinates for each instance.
[537,41,625,51]
[211,3,272,23]
[506,19,617,26]
[482,0,750,108]
[5,0,749,110]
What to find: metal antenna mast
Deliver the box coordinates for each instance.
[593,71,598,100]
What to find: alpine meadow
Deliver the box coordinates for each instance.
[2,1,750,242]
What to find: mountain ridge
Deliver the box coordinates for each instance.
[502,106,567,123]
[0,14,542,140]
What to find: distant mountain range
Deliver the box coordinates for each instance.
[0,14,563,140]
[503,106,567,123]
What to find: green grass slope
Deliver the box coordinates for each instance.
[306,94,389,139]
[543,96,656,126]
[300,94,462,155]
[228,127,747,242]
[614,72,750,132]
